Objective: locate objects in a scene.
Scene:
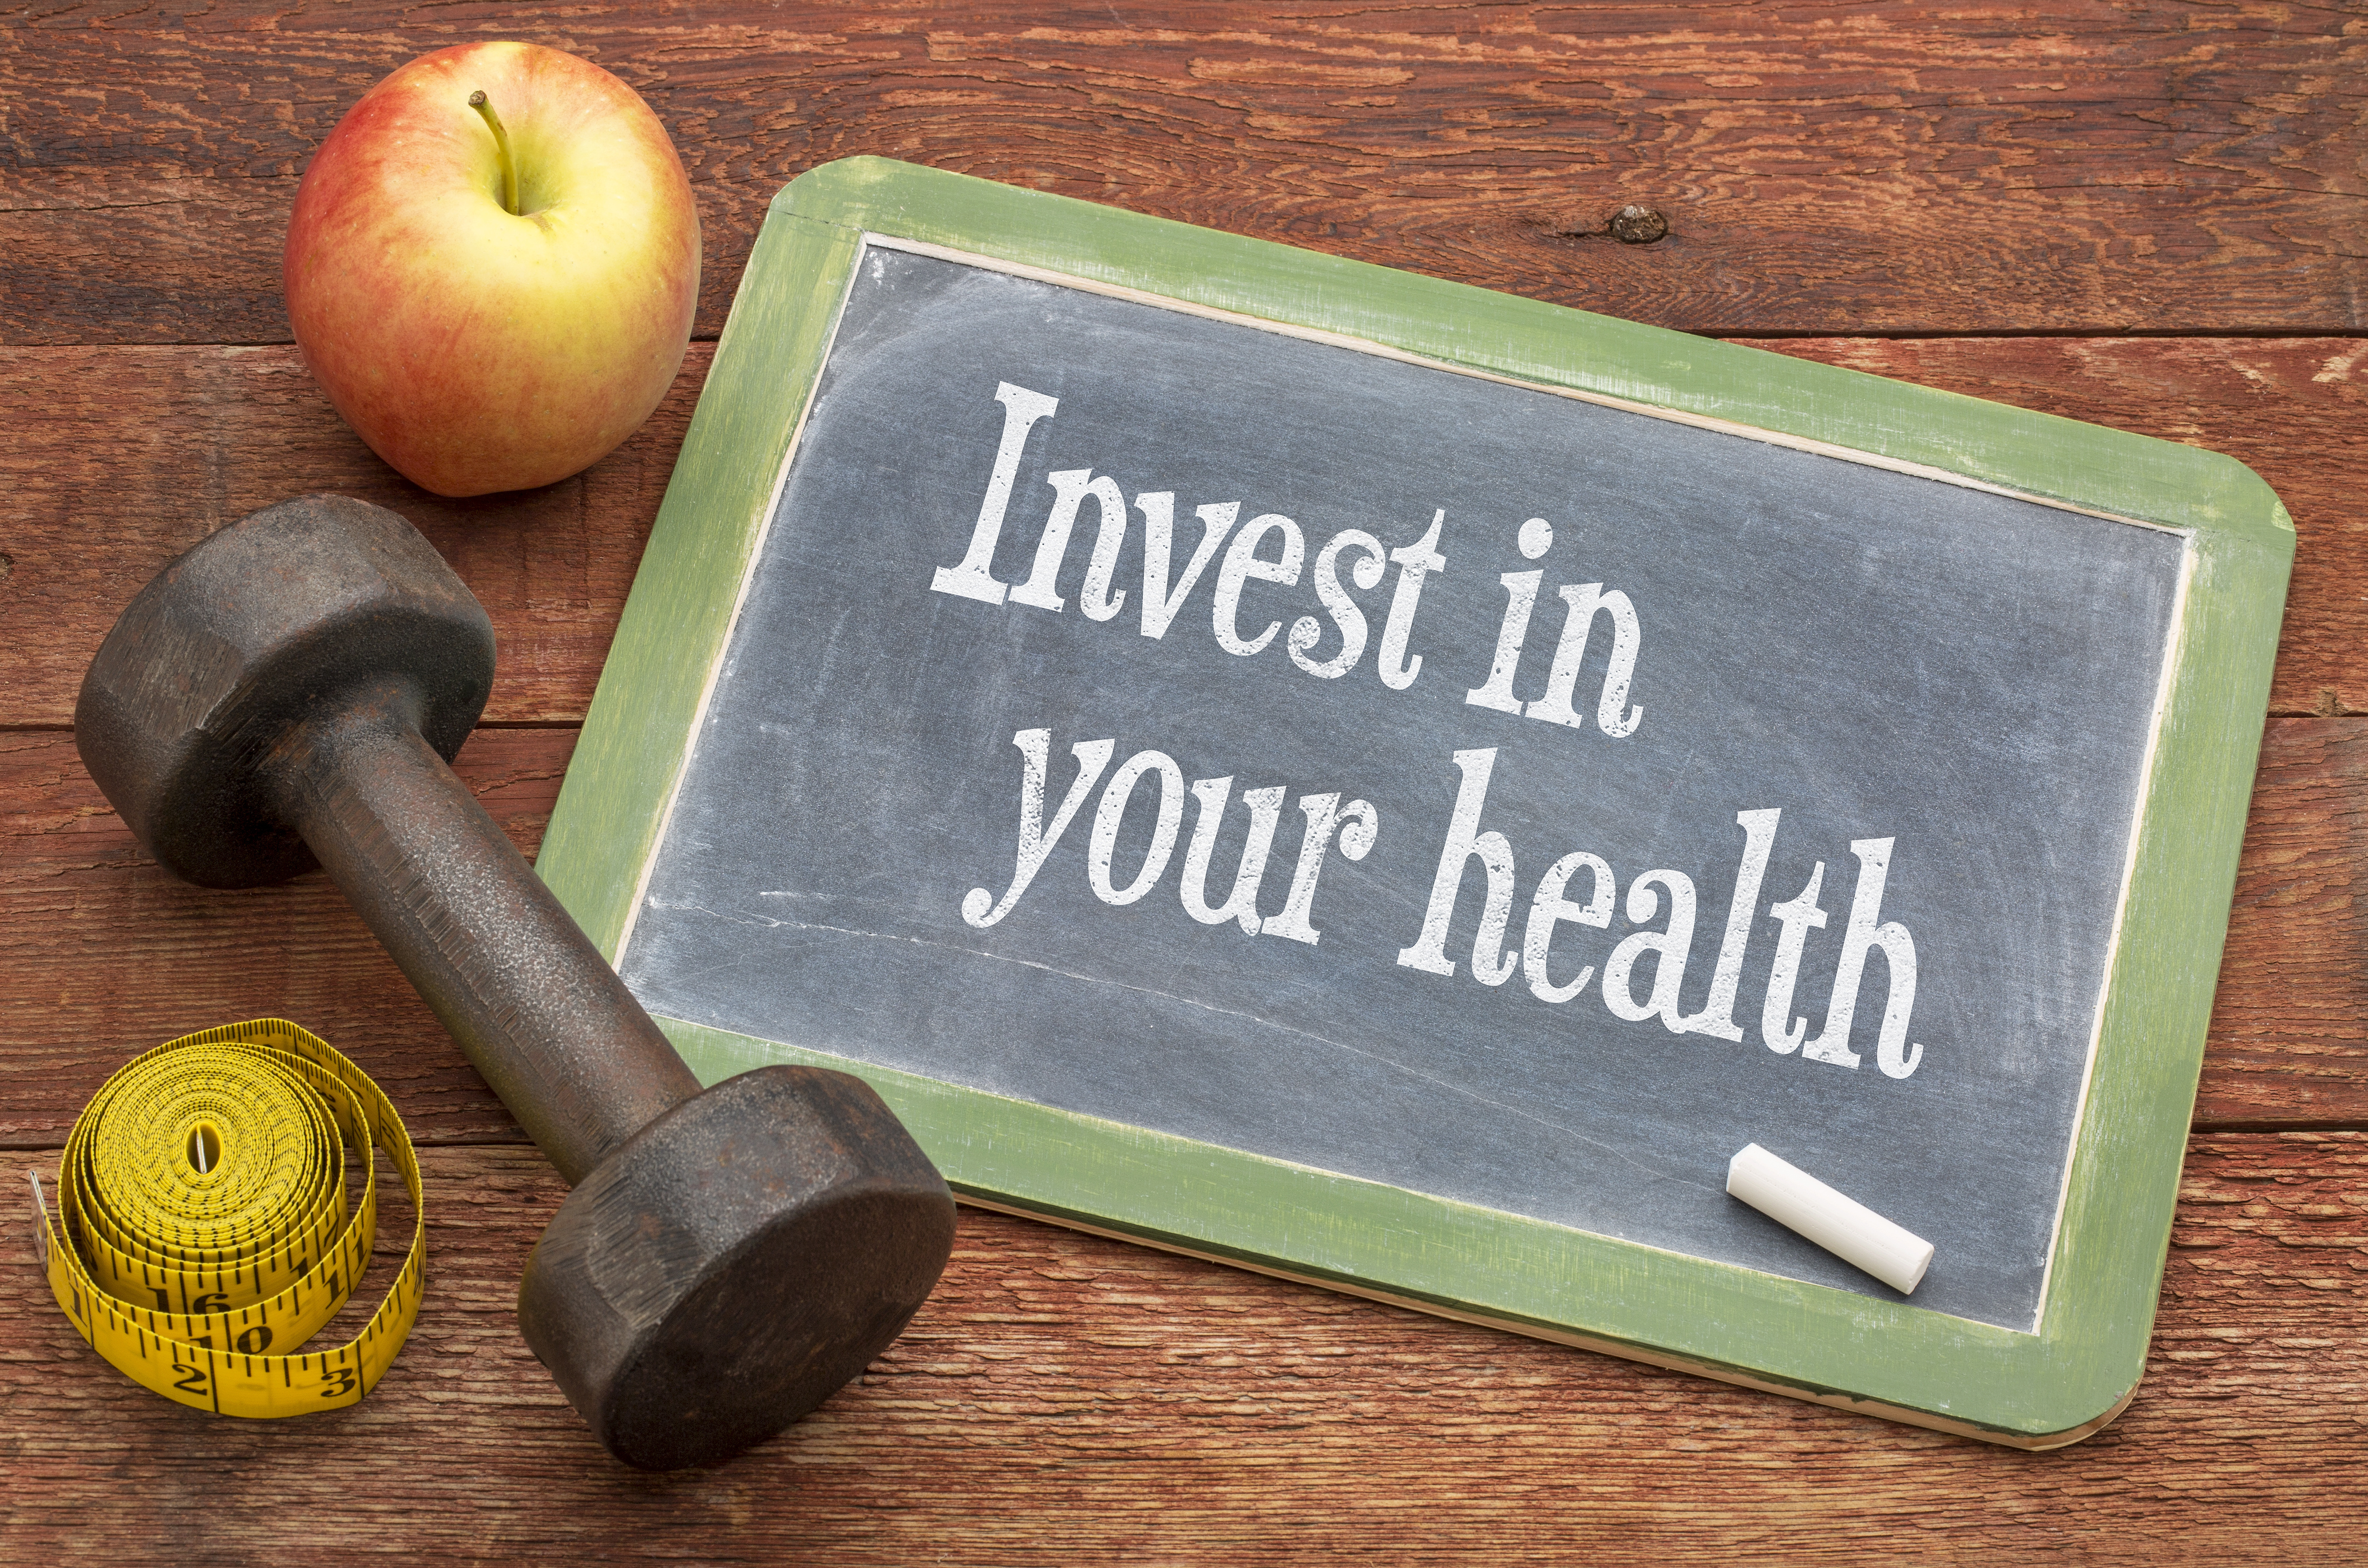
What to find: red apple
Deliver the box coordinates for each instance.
[285,43,700,497]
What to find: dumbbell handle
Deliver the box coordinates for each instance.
[262,675,698,1184]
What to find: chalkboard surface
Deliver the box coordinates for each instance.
[541,159,2290,1444]
[622,243,2178,1333]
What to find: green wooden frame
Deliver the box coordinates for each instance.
[537,157,2292,1447]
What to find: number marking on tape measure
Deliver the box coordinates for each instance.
[34,1019,426,1417]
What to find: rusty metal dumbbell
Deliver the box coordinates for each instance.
[75,494,955,1470]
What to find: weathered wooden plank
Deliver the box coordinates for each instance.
[3,1,2364,343]
[0,1135,2359,1561]
[3,716,2361,1142]
[0,727,542,1147]
[0,344,704,728]
[2201,717,2368,1129]
[4,337,2362,726]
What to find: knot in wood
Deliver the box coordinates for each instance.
[1607,204,1669,245]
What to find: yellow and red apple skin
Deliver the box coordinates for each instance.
[285,43,701,498]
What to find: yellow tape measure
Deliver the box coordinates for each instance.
[32,1019,425,1417]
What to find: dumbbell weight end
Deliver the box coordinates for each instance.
[260,670,956,1469]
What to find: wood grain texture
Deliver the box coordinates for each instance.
[4,716,2360,1149]
[4,1,2366,344]
[1,1135,2361,1563]
[0,344,706,729]
[6,2,2364,1542]
[4,336,2361,726]
[2200,717,2368,1128]
[0,727,550,1148]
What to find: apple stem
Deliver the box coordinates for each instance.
[468,89,520,216]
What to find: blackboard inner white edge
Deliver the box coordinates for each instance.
[609,241,872,971]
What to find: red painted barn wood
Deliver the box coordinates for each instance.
[0,1138,2360,1561]
[2,1,2364,344]
[0,0,2362,1556]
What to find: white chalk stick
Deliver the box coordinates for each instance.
[1726,1144,1933,1295]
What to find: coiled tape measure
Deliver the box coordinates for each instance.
[29,1019,425,1416]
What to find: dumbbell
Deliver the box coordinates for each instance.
[74,494,955,1470]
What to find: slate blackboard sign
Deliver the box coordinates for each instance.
[538,159,2290,1446]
